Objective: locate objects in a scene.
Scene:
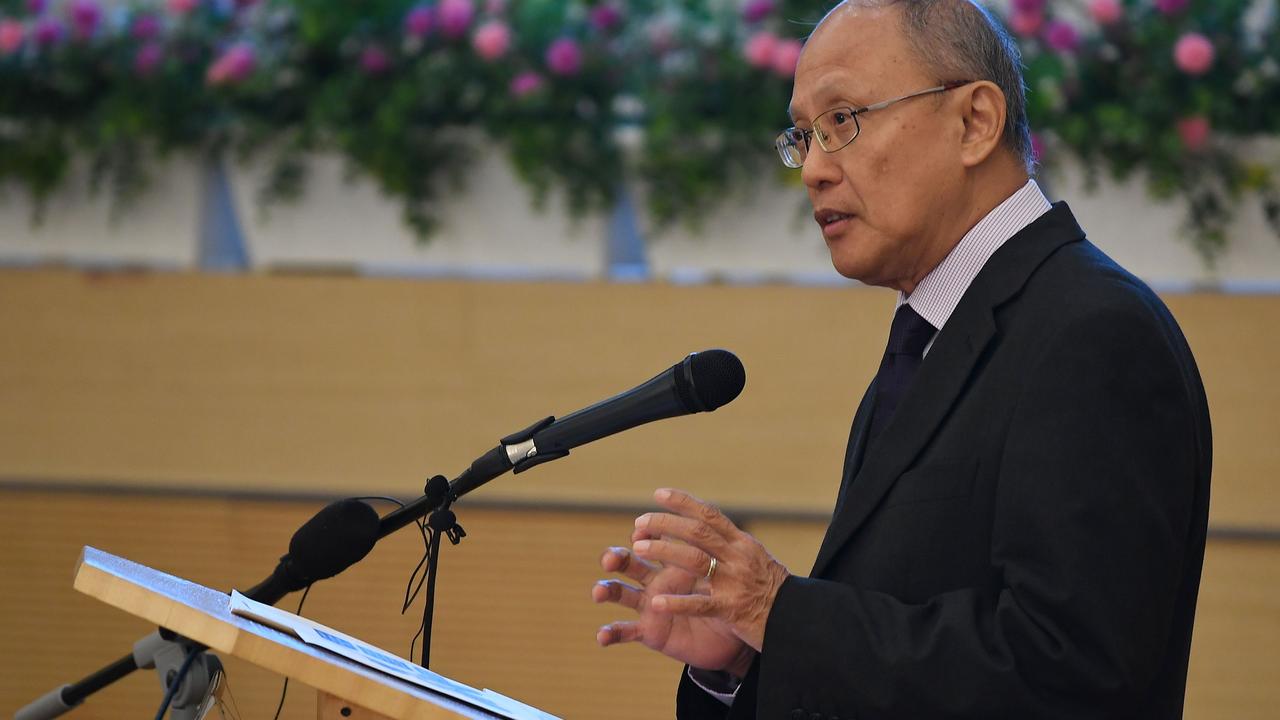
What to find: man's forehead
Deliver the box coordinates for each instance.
[789,8,903,119]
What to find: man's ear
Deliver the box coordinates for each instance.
[958,81,1007,168]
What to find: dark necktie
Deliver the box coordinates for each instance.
[868,303,936,441]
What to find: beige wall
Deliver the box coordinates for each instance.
[1,269,1277,717]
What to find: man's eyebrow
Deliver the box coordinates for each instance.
[790,82,867,124]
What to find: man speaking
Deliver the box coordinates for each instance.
[592,1,1213,718]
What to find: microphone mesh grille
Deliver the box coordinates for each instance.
[689,349,746,411]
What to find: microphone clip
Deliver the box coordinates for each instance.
[499,416,570,474]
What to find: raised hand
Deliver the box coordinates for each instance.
[593,543,753,675]
[593,488,791,677]
[629,488,791,654]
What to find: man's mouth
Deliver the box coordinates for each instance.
[815,209,855,237]
[817,211,854,227]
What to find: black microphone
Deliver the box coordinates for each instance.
[239,498,381,604]
[449,349,746,500]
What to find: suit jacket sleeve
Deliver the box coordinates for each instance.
[750,301,1207,719]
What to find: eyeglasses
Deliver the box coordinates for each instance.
[775,80,974,168]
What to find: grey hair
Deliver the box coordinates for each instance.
[823,0,1035,174]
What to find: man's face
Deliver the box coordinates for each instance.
[790,6,966,290]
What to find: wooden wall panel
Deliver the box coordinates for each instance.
[1,269,1276,527]
[1182,539,1280,719]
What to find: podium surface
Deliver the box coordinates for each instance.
[73,546,545,719]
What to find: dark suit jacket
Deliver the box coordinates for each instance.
[677,204,1212,719]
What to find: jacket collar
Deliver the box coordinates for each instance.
[810,202,1087,578]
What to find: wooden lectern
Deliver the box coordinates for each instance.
[73,546,553,720]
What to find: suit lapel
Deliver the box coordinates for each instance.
[835,382,876,502]
[809,203,1087,579]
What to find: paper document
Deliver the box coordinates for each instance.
[229,591,559,720]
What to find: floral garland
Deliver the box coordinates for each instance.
[0,0,1277,262]
[1010,0,1280,262]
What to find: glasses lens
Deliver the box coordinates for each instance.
[776,129,806,168]
[814,108,859,152]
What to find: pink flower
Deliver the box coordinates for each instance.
[1176,116,1210,151]
[744,30,778,68]
[1009,10,1043,38]
[1088,0,1123,25]
[1174,32,1214,75]
[472,20,510,61]
[360,45,391,74]
[771,38,803,78]
[68,0,101,40]
[1043,20,1080,53]
[130,12,161,40]
[589,4,623,33]
[0,20,24,54]
[134,42,163,76]
[166,0,199,15]
[742,0,775,24]
[25,0,46,15]
[509,70,544,97]
[545,37,582,76]
[437,0,473,38]
[206,42,255,85]
[1012,0,1045,13]
[1030,132,1045,162]
[404,5,434,38]
[33,17,62,46]
[1156,0,1191,15]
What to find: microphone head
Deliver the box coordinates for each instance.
[287,499,380,584]
[685,349,746,412]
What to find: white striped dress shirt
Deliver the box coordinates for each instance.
[901,179,1052,356]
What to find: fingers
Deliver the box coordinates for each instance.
[633,489,739,550]
[599,546,658,585]
[592,579,643,610]
[631,513,708,544]
[632,539,714,579]
[652,593,718,616]
[656,488,737,533]
[596,621,642,647]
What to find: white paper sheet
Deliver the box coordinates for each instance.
[228,591,558,720]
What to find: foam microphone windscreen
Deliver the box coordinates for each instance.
[689,349,747,411]
[287,499,381,583]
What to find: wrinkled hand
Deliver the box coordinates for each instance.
[592,541,750,674]
[593,488,790,675]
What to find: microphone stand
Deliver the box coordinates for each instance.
[420,491,465,669]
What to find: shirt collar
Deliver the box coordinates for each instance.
[898,179,1052,332]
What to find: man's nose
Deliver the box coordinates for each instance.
[800,146,841,190]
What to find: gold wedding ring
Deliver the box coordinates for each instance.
[704,556,718,581]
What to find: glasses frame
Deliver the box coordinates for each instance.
[776,79,975,168]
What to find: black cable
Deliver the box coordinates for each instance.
[271,584,312,720]
[153,646,203,720]
[335,496,436,666]
[406,527,434,665]
[362,495,435,665]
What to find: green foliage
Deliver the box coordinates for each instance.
[1,0,1278,262]
[1016,0,1280,262]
